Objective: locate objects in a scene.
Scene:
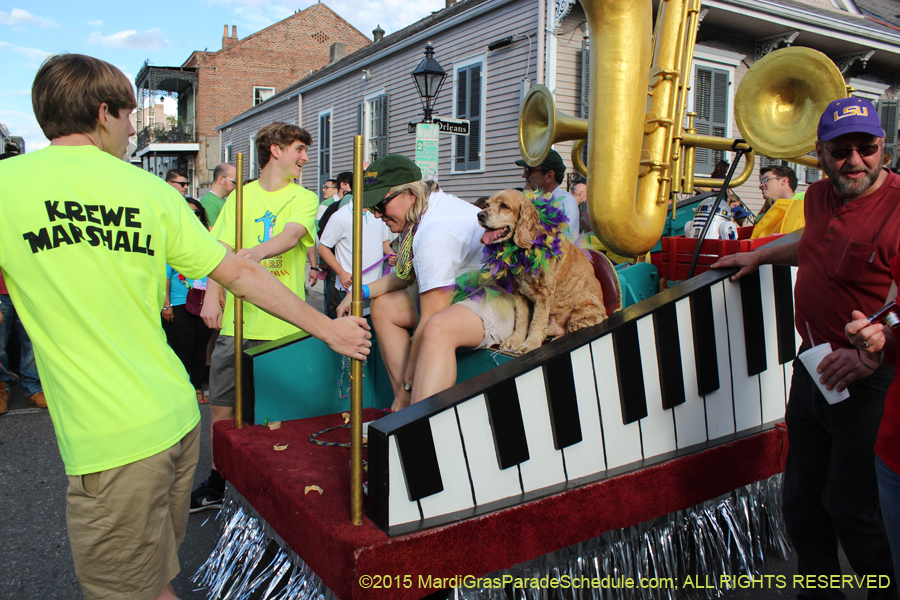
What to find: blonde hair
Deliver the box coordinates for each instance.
[387,180,441,225]
[32,54,136,140]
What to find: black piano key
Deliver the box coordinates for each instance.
[772,265,797,365]
[653,302,686,410]
[485,379,530,470]
[543,354,583,450]
[612,321,648,424]
[739,270,767,376]
[690,286,720,396]
[395,420,443,502]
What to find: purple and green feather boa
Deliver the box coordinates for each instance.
[453,190,569,303]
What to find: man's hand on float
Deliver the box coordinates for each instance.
[711,251,761,281]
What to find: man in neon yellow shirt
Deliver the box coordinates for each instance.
[193,122,320,512]
[0,54,370,600]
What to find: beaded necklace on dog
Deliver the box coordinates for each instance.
[453,191,569,302]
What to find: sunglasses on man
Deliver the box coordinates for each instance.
[823,144,880,161]
[169,180,189,187]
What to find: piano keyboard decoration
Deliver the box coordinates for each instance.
[368,266,800,535]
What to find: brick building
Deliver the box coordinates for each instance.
[134,2,370,197]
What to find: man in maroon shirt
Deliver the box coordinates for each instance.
[714,97,899,598]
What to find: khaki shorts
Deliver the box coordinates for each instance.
[456,294,516,349]
[209,335,270,407]
[66,424,200,600]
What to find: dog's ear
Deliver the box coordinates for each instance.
[514,197,541,249]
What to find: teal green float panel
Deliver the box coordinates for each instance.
[615,262,659,307]
[245,329,514,424]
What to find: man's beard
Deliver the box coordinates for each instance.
[821,160,880,198]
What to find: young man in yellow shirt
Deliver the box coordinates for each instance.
[0,54,370,600]
[192,122,321,511]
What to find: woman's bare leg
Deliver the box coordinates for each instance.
[412,304,485,403]
[370,289,417,395]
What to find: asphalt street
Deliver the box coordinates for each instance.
[0,285,871,600]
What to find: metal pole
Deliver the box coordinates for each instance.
[234,153,245,429]
[350,136,365,525]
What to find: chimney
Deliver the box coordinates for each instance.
[372,24,384,43]
[445,0,454,7]
[222,24,236,49]
[232,25,238,40]
[329,42,347,64]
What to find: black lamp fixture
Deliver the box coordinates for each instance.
[411,42,447,123]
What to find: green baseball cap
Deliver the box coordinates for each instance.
[515,149,566,176]
[362,155,423,208]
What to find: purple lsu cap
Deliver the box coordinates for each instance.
[817,97,885,141]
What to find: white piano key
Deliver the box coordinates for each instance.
[417,409,476,520]
[515,368,567,492]
[673,296,708,448]
[758,265,787,424]
[456,394,523,505]
[705,281,736,439]
[562,345,607,480]
[636,316,677,458]
[592,335,643,469]
[724,276,763,432]
[387,435,422,527]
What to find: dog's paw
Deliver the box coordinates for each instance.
[514,339,542,354]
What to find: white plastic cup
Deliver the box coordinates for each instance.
[798,343,850,404]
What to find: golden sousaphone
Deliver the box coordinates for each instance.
[518,0,847,257]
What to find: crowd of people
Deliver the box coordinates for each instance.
[6,50,900,600]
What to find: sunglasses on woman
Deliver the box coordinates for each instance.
[369,192,399,214]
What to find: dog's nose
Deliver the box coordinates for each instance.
[477,210,486,223]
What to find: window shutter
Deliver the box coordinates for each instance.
[376,95,390,160]
[455,68,468,169]
[693,65,729,174]
[453,64,483,171]
[356,102,363,137]
[877,99,900,166]
[318,113,331,198]
[466,65,482,170]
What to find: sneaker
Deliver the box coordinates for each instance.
[190,479,224,513]
[26,392,47,409]
[0,382,7,416]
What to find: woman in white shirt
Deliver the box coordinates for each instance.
[338,155,513,411]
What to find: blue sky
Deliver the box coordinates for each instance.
[0,0,445,153]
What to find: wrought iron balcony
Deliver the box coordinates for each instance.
[136,123,197,149]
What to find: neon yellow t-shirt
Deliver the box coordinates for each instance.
[0,145,226,475]
[212,181,317,340]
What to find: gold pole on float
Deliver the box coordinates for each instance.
[350,136,364,525]
[234,153,245,430]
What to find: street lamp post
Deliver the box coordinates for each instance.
[411,43,447,123]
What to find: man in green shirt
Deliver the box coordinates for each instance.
[200,162,236,227]
[3,54,370,600]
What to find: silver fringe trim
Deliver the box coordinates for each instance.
[193,475,789,600]
[192,487,339,600]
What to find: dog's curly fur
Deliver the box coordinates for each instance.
[477,189,607,354]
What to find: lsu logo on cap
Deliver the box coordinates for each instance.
[833,105,869,121]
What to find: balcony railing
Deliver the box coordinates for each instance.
[137,123,197,149]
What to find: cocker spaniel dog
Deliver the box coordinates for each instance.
[477,189,607,354]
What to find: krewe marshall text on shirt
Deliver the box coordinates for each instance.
[22,200,154,255]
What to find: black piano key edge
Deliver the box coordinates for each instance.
[380,419,784,537]
[369,267,741,441]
